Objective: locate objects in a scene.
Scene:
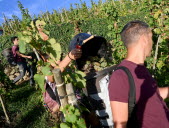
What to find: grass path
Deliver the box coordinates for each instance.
[0,82,58,128]
[1,81,169,128]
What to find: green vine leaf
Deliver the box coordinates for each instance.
[47,38,62,60]
[154,10,162,19]
[34,74,45,92]
[75,71,86,78]
[19,40,26,53]
[60,123,70,128]
[76,119,86,128]
[156,60,165,70]
[74,109,80,117]
[41,65,52,76]
[65,114,77,123]
[154,28,161,35]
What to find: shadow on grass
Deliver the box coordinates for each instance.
[8,84,36,103]
[14,104,46,128]
[11,80,31,90]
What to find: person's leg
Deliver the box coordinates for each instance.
[13,62,26,83]
[26,63,35,86]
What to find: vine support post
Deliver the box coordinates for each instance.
[52,68,68,107]
[0,95,10,124]
[64,8,69,22]
[119,0,123,4]
[59,9,64,22]
[1,24,5,35]
[33,48,41,61]
[66,83,77,106]
[112,0,115,6]
[3,13,10,34]
[152,35,161,76]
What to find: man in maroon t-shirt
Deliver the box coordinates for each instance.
[108,21,169,128]
[11,36,34,85]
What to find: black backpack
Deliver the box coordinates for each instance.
[84,65,137,127]
[2,48,17,66]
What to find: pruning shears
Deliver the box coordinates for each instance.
[76,35,94,49]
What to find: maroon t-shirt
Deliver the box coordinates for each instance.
[108,60,169,128]
[12,45,25,62]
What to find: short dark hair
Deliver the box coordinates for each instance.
[11,36,18,43]
[120,20,151,47]
[33,19,38,27]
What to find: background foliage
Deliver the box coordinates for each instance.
[1,0,168,86]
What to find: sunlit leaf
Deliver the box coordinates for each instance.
[41,65,52,76]
[156,60,165,70]
[76,119,86,128]
[65,114,77,123]
[48,38,62,60]
[60,123,70,128]
[19,40,26,53]
[34,74,45,92]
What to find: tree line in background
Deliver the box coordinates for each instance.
[0,0,168,85]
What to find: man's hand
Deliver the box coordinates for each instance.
[16,51,32,59]
[57,48,82,72]
[27,56,32,59]
[158,87,169,100]
[69,48,82,60]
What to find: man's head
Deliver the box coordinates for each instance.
[120,20,153,57]
[69,33,107,71]
[33,19,43,32]
[11,36,19,45]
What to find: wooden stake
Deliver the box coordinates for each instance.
[33,48,41,61]
[52,68,68,107]
[66,83,77,106]
[152,35,161,77]
[0,95,10,124]
[112,0,115,6]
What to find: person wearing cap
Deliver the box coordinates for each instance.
[69,33,109,127]
[40,42,82,114]
[34,21,82,113]
[108,20,169,128]
[69,33,107,71]
[33,19,82,72]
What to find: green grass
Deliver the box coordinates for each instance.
[0,82,59,128]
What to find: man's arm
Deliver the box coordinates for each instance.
[58,48,82,72]
[16,51,32,59]
[37,28,81,72]
[110,101,128,128]
[158,87,169,100]
[108,69,130,128]
[39,31,49,41]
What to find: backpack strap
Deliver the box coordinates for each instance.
[114,66,136,118]
[95,65,117,79]
[46,82,61,106]
[84,65,117,94]
[46,82,57,101]
[84,65,117,81]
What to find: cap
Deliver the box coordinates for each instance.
[69,33,107,70]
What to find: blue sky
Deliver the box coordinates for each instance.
[0,0,103,25]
